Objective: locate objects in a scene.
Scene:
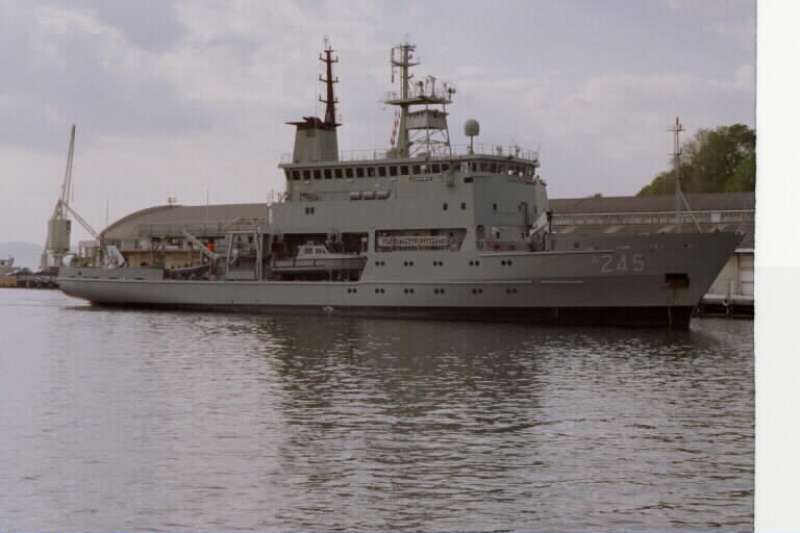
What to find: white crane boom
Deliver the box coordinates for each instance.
[59,200,100,242]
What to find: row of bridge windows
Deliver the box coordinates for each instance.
[287,161,535,181]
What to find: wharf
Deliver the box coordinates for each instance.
[0,274,58,289]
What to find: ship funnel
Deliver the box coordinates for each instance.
[287,42,341,163]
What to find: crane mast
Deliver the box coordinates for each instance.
[41,125,76,271]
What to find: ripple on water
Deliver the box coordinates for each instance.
[0,290,753,531]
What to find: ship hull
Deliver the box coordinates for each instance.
[57,231,740,329]
[69,299,694,328]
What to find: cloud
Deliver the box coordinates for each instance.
[666,0,755,51]
[0,1,756,243]
[0,2,207,151]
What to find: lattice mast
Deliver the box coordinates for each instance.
[386,42,455,158]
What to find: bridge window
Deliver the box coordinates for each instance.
[346,168,354,178]
[400,165,409,175]
[367,167,375,178]
[432,163,441,173]
[492,203,497,211]
[389,166,398,177]
[378,166,386,177]
[313,169,322,180]
[443,203,448,211]
[302,170,311,180]
[442,163,450,172]
[334,168,343,179]
[461,202,467,210]
[324,169,332,179]
[412,165,421,175]
[356,167,364,178]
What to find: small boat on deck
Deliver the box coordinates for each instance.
[271,243,367,279]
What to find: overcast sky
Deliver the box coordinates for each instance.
[0,0,755,244]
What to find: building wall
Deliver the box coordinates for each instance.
[709,251,753,299]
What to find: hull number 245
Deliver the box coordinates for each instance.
[598,253,645,273]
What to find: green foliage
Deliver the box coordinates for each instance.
[638,124,755,196]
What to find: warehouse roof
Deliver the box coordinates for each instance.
[549,192,754,214]
[102,203,266,240]
[550,193,755,250]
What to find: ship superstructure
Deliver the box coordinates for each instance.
[57,42,741,328]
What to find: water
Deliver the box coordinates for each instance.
[0,289,753,531]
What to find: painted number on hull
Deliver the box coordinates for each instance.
[599,253,645,273]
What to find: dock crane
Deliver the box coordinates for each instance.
[41,125,76,271]
[41,125,124,271]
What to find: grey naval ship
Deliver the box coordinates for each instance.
[58,42,741,328]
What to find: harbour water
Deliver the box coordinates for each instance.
[0,289,753,531]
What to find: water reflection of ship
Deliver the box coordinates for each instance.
[225,314,747,531]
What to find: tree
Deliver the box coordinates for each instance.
[638,123,755,196]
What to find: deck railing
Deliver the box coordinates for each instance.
[280,144,539,164]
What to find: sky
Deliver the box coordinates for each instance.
[0,0,755,244]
